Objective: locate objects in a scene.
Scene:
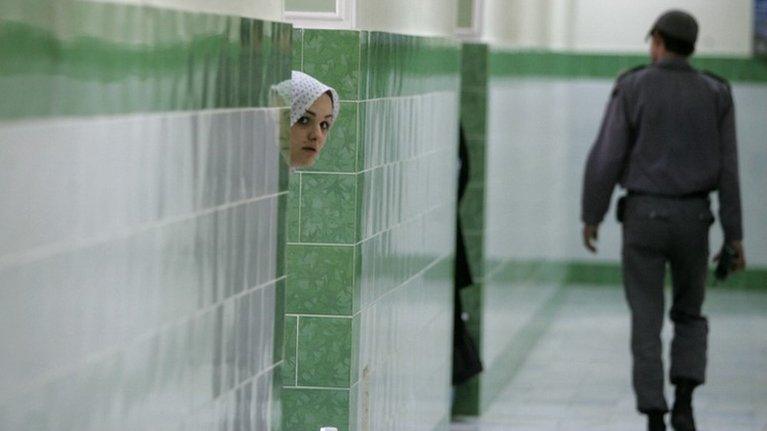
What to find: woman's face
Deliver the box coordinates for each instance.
[290,93,334,168]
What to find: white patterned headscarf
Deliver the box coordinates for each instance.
[271,71,340,126]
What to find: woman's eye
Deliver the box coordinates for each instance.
[298,116,310,125]
[320,121,330,131]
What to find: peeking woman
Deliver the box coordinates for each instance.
[272,71,340,168]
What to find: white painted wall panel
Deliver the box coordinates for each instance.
[485,77,767,266]
[356,0,457,37]
[481,0,754,56]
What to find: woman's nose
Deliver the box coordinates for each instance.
[310,124,322,139]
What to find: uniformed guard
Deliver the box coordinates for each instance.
[580,10,746,431]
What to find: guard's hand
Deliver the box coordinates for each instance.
[583,224,599,254]
[714,240,746,272]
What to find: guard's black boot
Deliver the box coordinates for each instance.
[647,411,666,431]
[671,381,697,431]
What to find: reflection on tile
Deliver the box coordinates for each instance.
[452,286,767,431]
[0,0,292,119]
[286,29,461,431]
[0,2,289,427]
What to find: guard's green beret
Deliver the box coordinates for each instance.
[648,10,699,45]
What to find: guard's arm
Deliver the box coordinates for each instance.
[581,82,632,228]
[717,91,743,243]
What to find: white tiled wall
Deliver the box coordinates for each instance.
[353,91,459,431]
[0,110,286,430]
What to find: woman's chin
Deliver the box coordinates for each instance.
[292,154,317,168]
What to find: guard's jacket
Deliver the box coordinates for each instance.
[582,57,743,241]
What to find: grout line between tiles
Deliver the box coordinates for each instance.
[351,251,452,319]
[297,172,303,241]
[339,89,455,104]
[1,106,285,128]
[0,191,288,269]
[197,359,284,417]
[288,199,453,248]
[287,313,353,319]
[284,385,350,391]
[1,275,287,405]
[286,242,356,247]
[295,315,300,387]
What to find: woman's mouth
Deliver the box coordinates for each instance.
[302,147,317,153]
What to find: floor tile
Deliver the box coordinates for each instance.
[453,285,767,431]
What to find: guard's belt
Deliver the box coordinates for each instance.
[627,190,710,200]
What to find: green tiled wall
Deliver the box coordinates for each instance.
[285,29,460,431]
[452,43,489,416]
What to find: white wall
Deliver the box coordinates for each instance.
[481,0,549,48]
[484,77,767,267]
[480,0,754,56]
[569,0,753,55]
[356,0,457,37]
[88,0,284,21]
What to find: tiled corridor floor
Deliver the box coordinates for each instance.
[452,285,767,431]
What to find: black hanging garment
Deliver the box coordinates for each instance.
[452,125,483,385]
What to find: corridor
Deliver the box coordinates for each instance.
[452,285,767,431]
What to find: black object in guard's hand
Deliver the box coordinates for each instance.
[714,244,737,281]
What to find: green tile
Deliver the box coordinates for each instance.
[283,315,298,385]
[459,188,485,232]
[287,173,300,242]
[297,317,352,387]
[299,173,358,244]
[460,89,487,139]
[302,29,361,100]
[452,375,480,416]
[277,192,288,278]
[273,278,286,362]
[461,44,489,88]
[352,244,362,313]
[271,365,283,431]
[465,139,487,181]
[350,313,361,385]
[282,388,350,431]
[565,261,623,285]
[286,244,355,315]
[461,231,484,281]
[300,102,358,173]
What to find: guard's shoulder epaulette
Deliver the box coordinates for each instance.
[617,64,647,81]
[701,70,732,91]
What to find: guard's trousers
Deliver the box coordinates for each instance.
[621,195,712,413]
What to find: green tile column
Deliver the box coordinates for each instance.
[453,42,490,417]
[284,28,461,431]
[283,28,363,431]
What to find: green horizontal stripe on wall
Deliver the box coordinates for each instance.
[493,259,767,289]
[490,51,767,83]
[0,0,291,119]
